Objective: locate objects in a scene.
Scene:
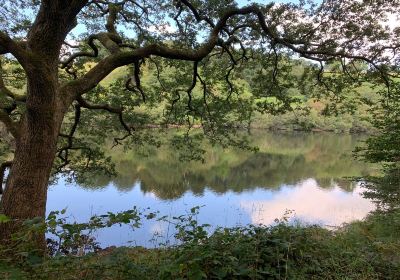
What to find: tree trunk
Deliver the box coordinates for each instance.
[0,71,64,251]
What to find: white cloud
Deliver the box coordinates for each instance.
[240,178,375,227]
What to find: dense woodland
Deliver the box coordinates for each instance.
[0,0,400,279]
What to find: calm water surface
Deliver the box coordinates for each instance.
[46,132,377,247]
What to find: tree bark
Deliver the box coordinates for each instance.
[0,68,64,251]
[0,1,85,253]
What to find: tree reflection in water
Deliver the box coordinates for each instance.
[46,132,378,247]
[75,132,376,199]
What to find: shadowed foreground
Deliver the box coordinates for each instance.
[0,208,399,280]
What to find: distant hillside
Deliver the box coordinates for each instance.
[96,57,378,133]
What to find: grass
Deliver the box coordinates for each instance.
[0,209,399,280]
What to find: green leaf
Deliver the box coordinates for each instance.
[0,214,10,223]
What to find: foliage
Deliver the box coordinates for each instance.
[354,80,400,211]
[0,207,157,264]
[0,1,400,278]
[361,167,400,211]
[0,207,399,279]
[1,0,398,184]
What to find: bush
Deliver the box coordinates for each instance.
[1,207,399,279]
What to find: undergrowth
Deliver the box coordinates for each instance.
[0,206,399,280]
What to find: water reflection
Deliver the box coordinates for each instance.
[79,132,375,197]
[47,132,377,247]
[240,179,375,226]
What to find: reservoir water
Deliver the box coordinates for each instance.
[46,132,377,247]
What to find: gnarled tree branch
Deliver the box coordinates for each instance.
[62,5,260,99]
[76,95,133,134]
[0,32,30,68]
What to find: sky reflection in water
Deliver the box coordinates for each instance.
[46,132,377,247]
[47,177,375,247]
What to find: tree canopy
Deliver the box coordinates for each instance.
[0,0,400,248]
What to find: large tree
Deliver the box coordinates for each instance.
[0,0,399,248]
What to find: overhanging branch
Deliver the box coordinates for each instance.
[61,2,122,70]
[62,6,260,98]
[60,3,395,104]
[76,95,133,134]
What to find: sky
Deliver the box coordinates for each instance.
[69,0,398,52]
[237,0,321,6]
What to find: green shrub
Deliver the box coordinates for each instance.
[1,207,399,279]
